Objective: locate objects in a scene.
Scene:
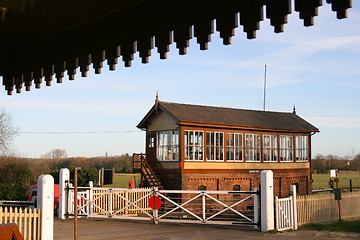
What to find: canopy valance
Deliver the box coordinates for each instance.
[0,0,352,95]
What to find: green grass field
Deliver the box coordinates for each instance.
[105,173,141,188]
[312,171,360,189]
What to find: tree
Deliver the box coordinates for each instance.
[50,167,99,186]
[350,154,360,171]
[41,149,68,159]
[0,163,35,200]
[0,109,18,156]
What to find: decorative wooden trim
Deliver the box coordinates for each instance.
[183,162,309,170]
[0,0,352,95]
[180,121,318,134]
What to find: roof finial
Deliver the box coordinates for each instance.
[155,91,159,111]
[293,105,296,114]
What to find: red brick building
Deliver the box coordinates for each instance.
[136,98,319,196]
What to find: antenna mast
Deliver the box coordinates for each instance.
[263,65,267,111]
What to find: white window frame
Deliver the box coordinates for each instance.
[184,130,204,161]
[280,135,294,162]
[226,133,243,162]
[156,130,179,161]
[263,135,278,162]
[206,131,224,162]
[295,136,308,162]
[245,134,261,162]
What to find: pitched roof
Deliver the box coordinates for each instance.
[138,101,319,133]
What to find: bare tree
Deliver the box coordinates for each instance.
[41,149,68,159]
[0,109,18,156]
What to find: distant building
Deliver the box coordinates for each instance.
[135,97,319,196]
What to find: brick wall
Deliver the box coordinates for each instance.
[182,169,311,196]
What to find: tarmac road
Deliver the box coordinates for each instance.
[54,218,360,240]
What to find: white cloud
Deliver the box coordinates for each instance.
[306,116,360,128]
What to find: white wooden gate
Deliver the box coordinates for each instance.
[154,189,259,226]
[275,185,298,231]
[66,187,259,227]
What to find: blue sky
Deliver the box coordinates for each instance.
[1,3,360,158]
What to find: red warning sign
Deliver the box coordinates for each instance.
[148,196,162,210]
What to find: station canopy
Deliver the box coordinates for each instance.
[0,0,352,95]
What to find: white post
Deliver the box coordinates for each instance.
[253,188,259,229]
[202,192,206,223]
[37,174,54,240]
[290,185,298,230]
[152,187,159,224]
[59,168,70,219]
[89,181,93,215]
[260,170,274,232]
[109,189,113,217]
[274,196,279,231]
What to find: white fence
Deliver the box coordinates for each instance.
[154,189,259,226]
[275,187,360,231]
[0,174,54,240]
[275,185,297,231]
[59,168,276,232]
[297,191,360,225]
[65,187,259,227]
[67,187,152,217]
[0,206,41,240]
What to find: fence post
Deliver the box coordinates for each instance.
[275,196,279,231]
[152,187,159,224]
[290,185,298,230]
[254,188,259,229]
[202,192,206,223]
[89,181,93,215]
[109,189,113,217]
[37,174,54,240]
[59,168,70,219]
[260,170,274,232]
[125,191,129,215]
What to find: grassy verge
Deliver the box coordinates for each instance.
[312,171,360,189]
[300,220,360,232]
[104,173,141,188]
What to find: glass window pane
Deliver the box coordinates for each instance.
[156,131,179,161]
[246,134,260,162]
[185,130,204,161]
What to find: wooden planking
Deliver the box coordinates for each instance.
[0,207,41,240]
[147,111,178,132]
[297,192,360,225]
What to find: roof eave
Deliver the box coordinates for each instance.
[179,121,319,133]
[136,102,181,130]
[136,105,157,130]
